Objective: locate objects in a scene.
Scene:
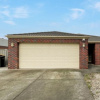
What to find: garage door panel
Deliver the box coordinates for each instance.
[20,57,79,61]
[19,43,79,69]
[20,61,78,68]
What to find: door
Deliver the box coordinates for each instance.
[19,43,79,69]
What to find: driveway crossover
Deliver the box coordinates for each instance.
[0,69,94,100]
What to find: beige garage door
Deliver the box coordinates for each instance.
[19,43,79,69]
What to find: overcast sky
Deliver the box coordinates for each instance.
[0,0,100,38]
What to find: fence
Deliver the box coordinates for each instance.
[0,49,8,66]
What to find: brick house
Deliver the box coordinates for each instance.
[6,31,100,69]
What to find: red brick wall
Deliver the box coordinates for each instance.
[80,40,88,69]
[95,43,100,65]
[8,38,88,69]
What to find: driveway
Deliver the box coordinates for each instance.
[0,69,94,100]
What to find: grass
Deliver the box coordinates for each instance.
[84,73,94,89]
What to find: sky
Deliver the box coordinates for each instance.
[0,0,100,38]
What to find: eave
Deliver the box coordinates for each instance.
[6,35,90,39]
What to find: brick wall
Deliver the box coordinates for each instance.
[95,43,100,65]
[8,38,88,69]
[80,40,88,69]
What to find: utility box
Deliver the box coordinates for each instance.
[0,55,5,67]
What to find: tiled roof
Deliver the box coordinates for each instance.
[7,31,89,37]
[6,31,100,42]
[88,36,100,42]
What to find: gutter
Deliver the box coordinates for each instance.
[6,35,90,39]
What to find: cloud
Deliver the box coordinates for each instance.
[1,10,10,17]
[0,6,10,18]
[0,6,29,19]
[64,8,85,23]
[13,7,29,18]
[0,6,30,25]
[70,8,85,19]
[94,2,100,11]
[0,3,44,25]
[88,1,100,11]
[4,20,15,25]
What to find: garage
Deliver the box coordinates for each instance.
[7,31,90,69]
[19,43,79,69]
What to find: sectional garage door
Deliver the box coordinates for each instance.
[19,43,79,69]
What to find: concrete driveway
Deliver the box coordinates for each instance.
[0,69,94,100]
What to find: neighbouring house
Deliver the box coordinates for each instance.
[6,31,100,69]
[0,38,8,66]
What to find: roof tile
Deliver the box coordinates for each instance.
[8,31,89,36]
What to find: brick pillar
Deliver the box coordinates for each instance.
[8,39,19,69]
[80,40,88,69]
[95,43,100,65]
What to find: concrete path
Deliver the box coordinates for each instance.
[0,69,94,100]
[81,65,100,75]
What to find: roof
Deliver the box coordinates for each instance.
[6,31,90,39]
[88,36,100,43]
[76,33,100,43]
[8,31,87,36]
[0,38,8,47]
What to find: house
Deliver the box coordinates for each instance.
[6,31,100,69]
[0,38,8,66]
